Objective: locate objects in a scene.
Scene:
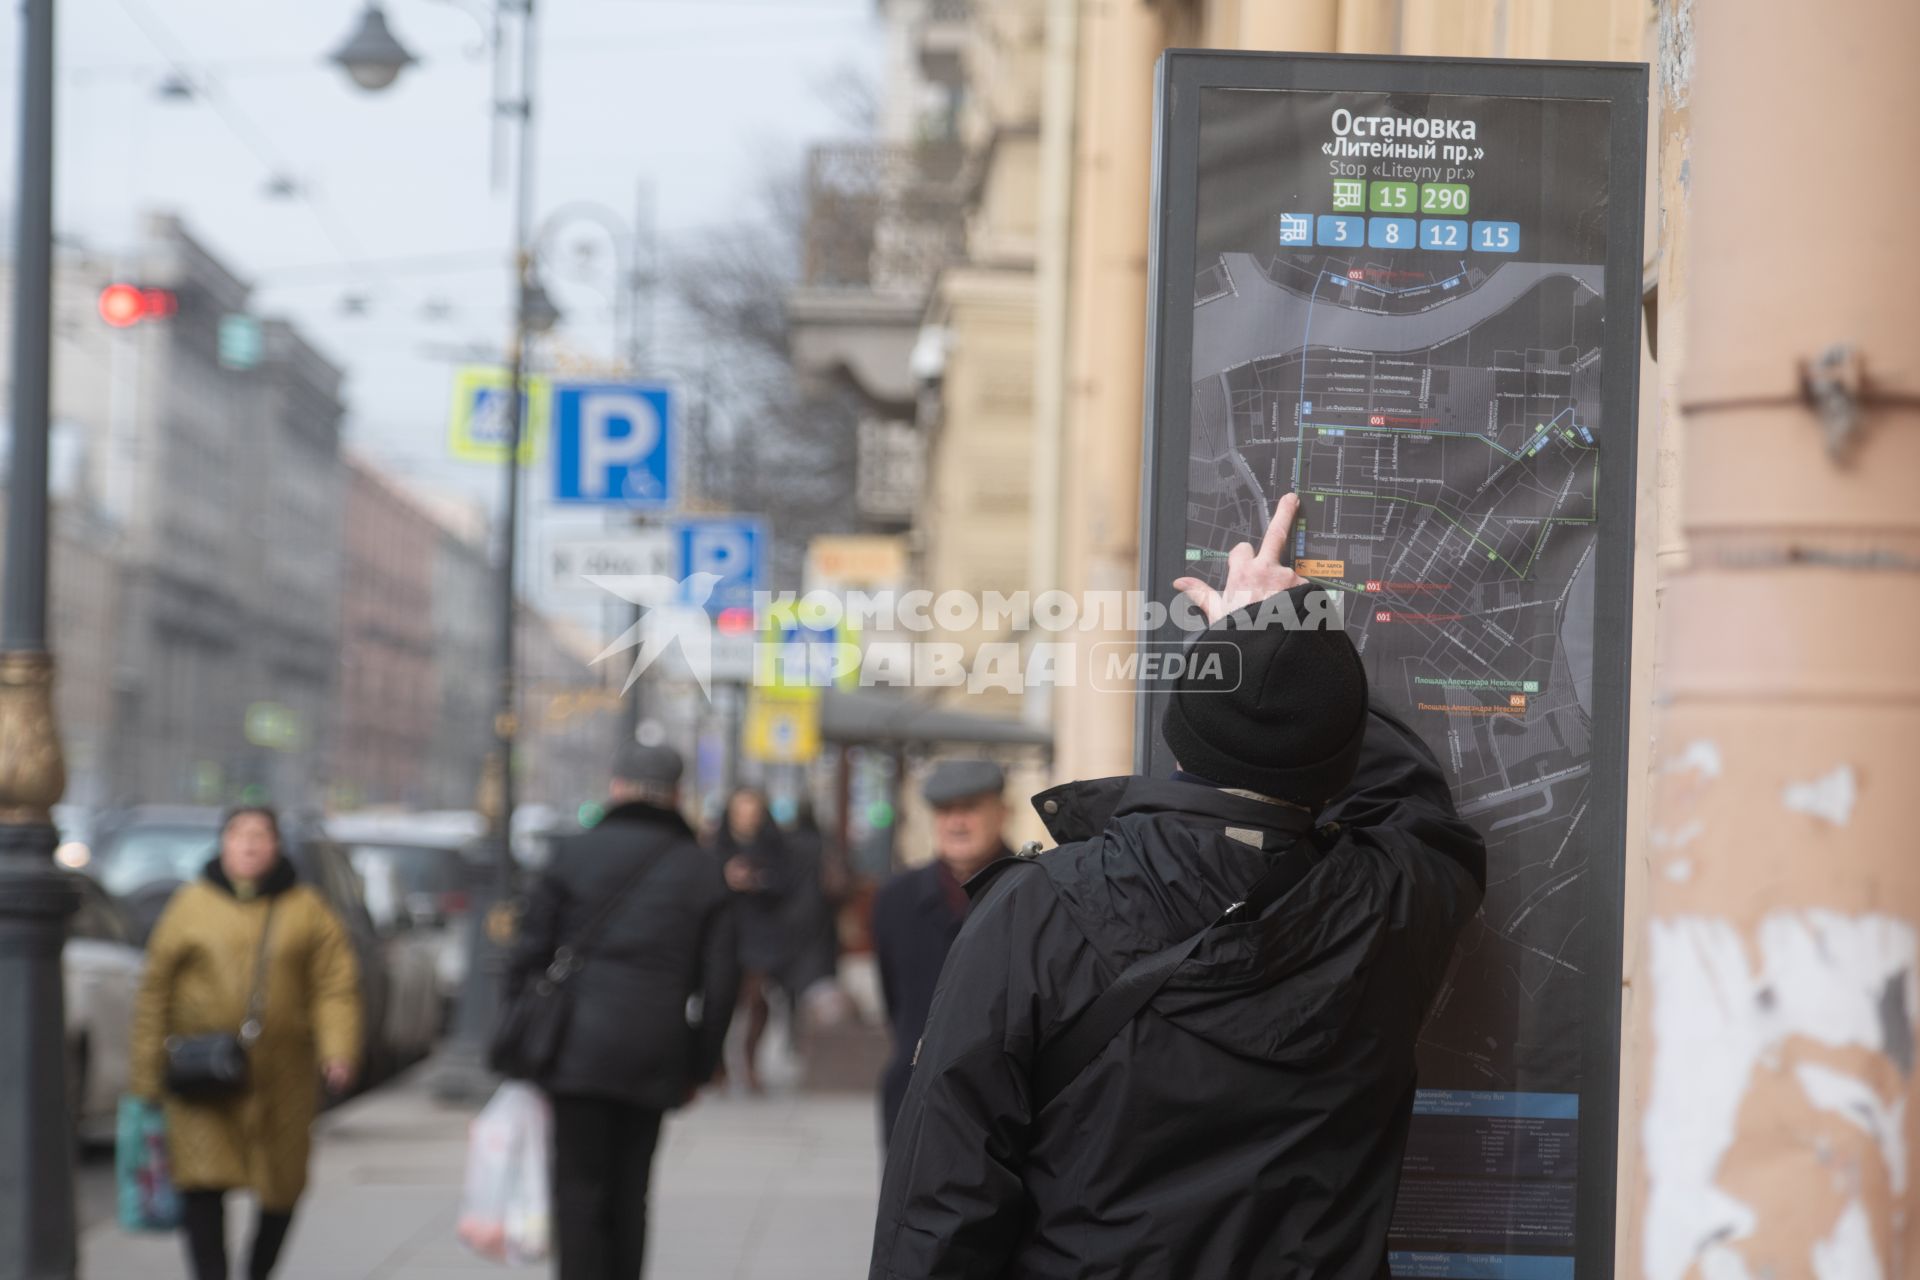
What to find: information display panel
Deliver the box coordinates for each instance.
[1138,53,1647,1279]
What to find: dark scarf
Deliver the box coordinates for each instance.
[203,854,298,900]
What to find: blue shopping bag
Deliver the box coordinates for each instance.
[115,1096,181,1232]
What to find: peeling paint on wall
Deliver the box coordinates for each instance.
[1659,0,1695,108]
[1644,911,1918,1280]
[1666,738,1723,780]
[1650,818,1705,850]
[1784,765,1859,827]
[1795,1062,1909,1192]
[1813,1199,1884,1280]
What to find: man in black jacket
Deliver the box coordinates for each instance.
[869,496,1486,1279]
[510,743,739,1280]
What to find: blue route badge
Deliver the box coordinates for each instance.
[1316,215,1365,248]
[1278,213,1313,245]
[1367,217,1415,250]
[1472,221,1521,253]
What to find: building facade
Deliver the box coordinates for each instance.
[332,457,442,809]
[97,215,347,808]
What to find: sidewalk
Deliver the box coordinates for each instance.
[80,1073,883,1279]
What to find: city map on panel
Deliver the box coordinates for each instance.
[1184,87,1616,1267]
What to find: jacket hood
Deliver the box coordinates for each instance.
[1028,776,1393,1064]
[202,853,298,899]
[600,799,695,839]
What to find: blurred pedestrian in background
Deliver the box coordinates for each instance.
[709,786,793,1092]
[778,799,844,1015]
[869,760,1013,1146]
[129,806,362,1280]
[508,743,739,1280]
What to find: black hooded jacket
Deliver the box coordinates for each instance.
[868,704,1485,1279]
[508,800,741,1110]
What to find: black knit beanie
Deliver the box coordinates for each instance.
[1160,582,1369,810]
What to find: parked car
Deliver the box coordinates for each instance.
[87,806,402,1086]
[348,848,450,1064]
[65,873,142,1146]
[327,810,486,1017]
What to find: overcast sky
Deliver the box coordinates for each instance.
[0,0,881,590]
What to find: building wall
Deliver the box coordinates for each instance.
[333,459,441,808]
[428,527,494,811]
[514,610,621,824]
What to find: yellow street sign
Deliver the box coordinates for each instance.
[743,694,821,764]
[449,365,552,463]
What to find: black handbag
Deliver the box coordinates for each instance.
[489,852,664,1081]
[165,900,275,1101]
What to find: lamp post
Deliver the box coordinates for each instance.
[535,194,658,744]
[0,0,80,1274]
[331,0,549,1101]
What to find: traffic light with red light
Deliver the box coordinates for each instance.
[97,283,178,327]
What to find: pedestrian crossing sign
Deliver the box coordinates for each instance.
[744,693,821,764]
[448,365,552,463]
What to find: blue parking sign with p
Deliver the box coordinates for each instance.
[675,516,766,614]
[552,382,675,507]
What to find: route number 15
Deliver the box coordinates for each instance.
[1472,221,1521,253]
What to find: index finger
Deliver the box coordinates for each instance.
[1258,492,1301,562]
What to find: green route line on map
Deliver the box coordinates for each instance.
[1310,422,1545,460]
[1308,406,1576,462]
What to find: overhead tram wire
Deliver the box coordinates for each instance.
[110,0,367,264]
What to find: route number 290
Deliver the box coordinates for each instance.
[1420,183,1470,213]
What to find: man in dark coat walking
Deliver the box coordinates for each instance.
[510,743,739,1280]
[869,496,1486,1279]
[869,759,1013,1146]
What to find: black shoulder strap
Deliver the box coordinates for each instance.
[239,899,277,1046]
[961,843,1045,902]
[1030,825,1336,1113]
[547,848,667,981]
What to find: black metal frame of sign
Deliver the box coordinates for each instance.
[1136,51,1647,1279]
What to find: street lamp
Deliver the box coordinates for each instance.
[521,273,562,335]
[0,0,81,1273]
[533,196,659,745]
[329,5,419,92]
[330,0,543,1102]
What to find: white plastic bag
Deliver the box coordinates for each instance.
[456,1082,552,1265]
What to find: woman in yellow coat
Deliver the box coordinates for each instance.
[129,807,362,1280]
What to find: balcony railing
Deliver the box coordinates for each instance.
[801,141,968,296]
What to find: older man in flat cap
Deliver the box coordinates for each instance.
[870,759,1014,1146]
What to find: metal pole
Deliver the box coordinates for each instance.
[0,0,79,1273]
[1631,0,1920,1274]
[433,0,539,1103]
[618,182,657,747]
[494,0,538,900]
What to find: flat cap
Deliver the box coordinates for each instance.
[614,742,684,787]
[922,759,1005,807]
